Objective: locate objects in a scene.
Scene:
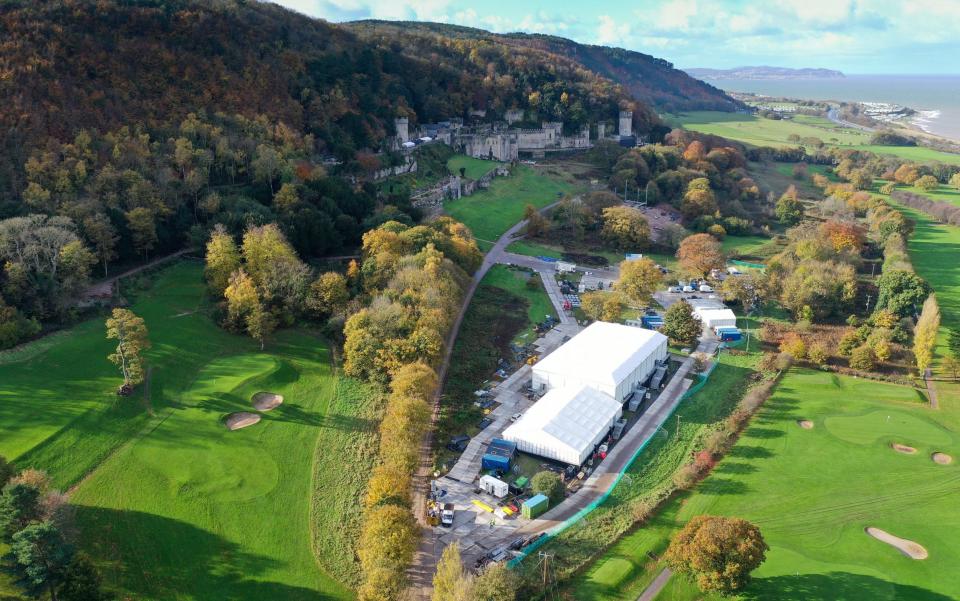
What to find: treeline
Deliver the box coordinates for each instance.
[892,190,960,226]
[341,219,480,600]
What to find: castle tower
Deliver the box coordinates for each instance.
[395,117,409,143]
[619,111,632,138]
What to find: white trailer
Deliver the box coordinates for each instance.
[479,475,509,498]
[555,261,577,274]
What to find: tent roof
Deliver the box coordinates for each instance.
[502,384,622,461]
[693,308,737,320]
[533,321,667,386]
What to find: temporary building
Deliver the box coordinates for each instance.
[532,321,668,402]
[693,307,737,330]
[521,493,550,519]
[502,384,623,465]
[479,475,509,498]
[482,439,517,472]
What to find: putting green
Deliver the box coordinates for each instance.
[575,368,960,600]
[824,410,953,448]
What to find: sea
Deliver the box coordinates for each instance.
[706,74,960,142]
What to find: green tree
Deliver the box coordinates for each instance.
[0,482,43,538]
[849,345,876,371]
[472,562,517,601]
[246,305,277,350]
[105,308,151,387]
[663,300,701,345]
[204,225,241,297]
[665,515,768,594]
[876,269,931,317]
[681,178,717,220]
[949,329,960,358]
[125,207,157,260]
[531,470,565,506]
[615,258,662,306]
[432,542,472,601]
[8,521,73,600]
[0,455,14,488]
[57,553,113,601]
[775,188,804,225]
[82,215,118,277]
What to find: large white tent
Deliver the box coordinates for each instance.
[532,321,668,402]
[693,307,737,329]
[502,384,623,465]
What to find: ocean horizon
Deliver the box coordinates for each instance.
[705,74,960,143]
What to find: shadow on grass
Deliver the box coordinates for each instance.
[743,572,954,601]
[714,461,757,474]
[695,477,748,496]
[742,427,785,439]
[729,445,774,459]
[76,505,341,601]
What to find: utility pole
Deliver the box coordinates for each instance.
[865,294,872,312]
[538,552,556,600]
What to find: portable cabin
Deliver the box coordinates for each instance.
[521,493,550,519]
[479,475,510,498]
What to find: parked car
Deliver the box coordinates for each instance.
[510,412,523,422]
[446,435,470,452]
[441,503,455,527]
[699,284,714,293]
[682,285,694,292]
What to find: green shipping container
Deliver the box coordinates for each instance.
[521,493,549,519]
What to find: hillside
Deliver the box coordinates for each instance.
[0,0,670,201]
[346,20,741,114]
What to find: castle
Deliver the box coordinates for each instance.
[393,109,641,162]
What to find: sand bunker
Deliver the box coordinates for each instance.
[891,443,917,455]
[865,527,928,559]
[932,452,953,465]
[797,420,814,429]
[225,412,261,431]
[252,392,284,411]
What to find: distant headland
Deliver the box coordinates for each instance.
[685,66,845,80]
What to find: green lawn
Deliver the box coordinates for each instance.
[668,111,960,165]
[447,154,499,180]
[481,264,555,345]
[721,235,772,258]
[1,263,375,600]
[444,165,578,250]
[575,368,960,601]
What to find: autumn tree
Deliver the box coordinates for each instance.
[914,294,940,373]
[432,542,472,601]
[677,233,724,278]
[579,291,623,322]
[775,185,803,225]
[893,163,920,184]
[681,178,718,220]
[949,172,960,191]
[204,225,241,297]
[819,220,866,253]
[720,271,767,313]
[615,258,662,306]
[682,140,705,162]
[601,206,651,250]
[662,300,701,345]
[665,515,768,594]
[472,563,518,601]
[308,271,350,318]
[523,204,549,238]
[105,308,151,387]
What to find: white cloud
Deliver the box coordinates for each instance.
[596,14,631,45]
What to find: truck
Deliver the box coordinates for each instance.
[441,503,455,527]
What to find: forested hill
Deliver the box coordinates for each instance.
[0,0,665,200]
[345,20,742,113]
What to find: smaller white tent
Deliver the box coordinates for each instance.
[694,307,737,329]
[479,475,509,498]
[502,384,623,465]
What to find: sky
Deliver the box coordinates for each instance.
[269,0,960,74]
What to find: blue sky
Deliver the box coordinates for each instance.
[270,0,960,74]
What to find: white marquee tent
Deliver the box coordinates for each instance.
[693,307,737,329]
[532,321,668,402]
[502,384,623,465]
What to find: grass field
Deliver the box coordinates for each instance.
[447,154,499,180]
[444,165,579,250]
[0,263,376,600]
[575,368,960,601]
[668,111,960,165]
[480,264,554,345]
